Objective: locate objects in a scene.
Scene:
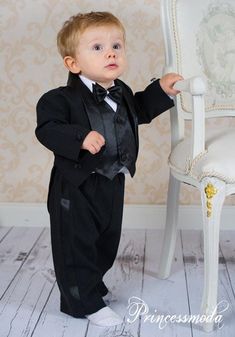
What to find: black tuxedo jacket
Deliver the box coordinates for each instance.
[35,73,174,187]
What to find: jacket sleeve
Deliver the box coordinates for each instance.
[134,79,174,125]
[35,89,90,162]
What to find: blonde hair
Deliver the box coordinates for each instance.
[57,11,125,58]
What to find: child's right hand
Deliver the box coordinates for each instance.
[81,131,105,155]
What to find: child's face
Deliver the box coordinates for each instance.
[69,25,127,88]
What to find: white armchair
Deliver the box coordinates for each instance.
[158,0,235,332]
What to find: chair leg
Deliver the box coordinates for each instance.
[200,177,226,332]
[158,173,180,279]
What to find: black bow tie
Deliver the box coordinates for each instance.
[92,83,122,104]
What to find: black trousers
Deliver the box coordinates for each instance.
[48,168,125,317]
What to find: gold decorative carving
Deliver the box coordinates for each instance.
[204,183,218,217]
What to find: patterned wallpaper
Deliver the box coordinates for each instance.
[0,0,234,205]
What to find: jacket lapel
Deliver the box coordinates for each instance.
[116,79,139,150]
[67,72,105,137]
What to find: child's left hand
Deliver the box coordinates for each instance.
[159,73,184,96]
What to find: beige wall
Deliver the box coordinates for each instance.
[1,0,233,205]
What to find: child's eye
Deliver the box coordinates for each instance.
[92,44,103,51]
[113,43,122,50]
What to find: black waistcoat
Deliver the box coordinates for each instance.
[95,99,137,180]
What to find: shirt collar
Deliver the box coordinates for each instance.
[79,74,114,92]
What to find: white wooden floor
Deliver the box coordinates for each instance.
[0,226,235,337]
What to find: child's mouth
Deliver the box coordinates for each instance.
[106,64,118,69]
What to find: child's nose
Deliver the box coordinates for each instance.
[106,49,116,58]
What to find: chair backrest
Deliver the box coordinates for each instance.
[161,0,235,121]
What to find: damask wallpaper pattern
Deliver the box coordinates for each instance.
[0,0,233,205]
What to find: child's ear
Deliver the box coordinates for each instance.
[63,56,80,74]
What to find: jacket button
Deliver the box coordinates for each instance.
[74,163,82,169]
[121,153,127,161]
[77,134,82,141]
[116,116,122,124]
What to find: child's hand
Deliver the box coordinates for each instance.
[159,73,184,96]
[81,131,105,155]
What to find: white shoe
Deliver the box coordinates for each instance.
[86,306,123,327]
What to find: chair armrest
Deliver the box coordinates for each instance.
[173,76,207,159]
[173,76,207,95]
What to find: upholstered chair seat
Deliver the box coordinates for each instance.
[169,128,235,183]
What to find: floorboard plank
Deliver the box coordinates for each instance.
[220,231,235,292]
[32,283,88,337]
[0,227,44,300]
[220,231,235,325]
[138,229,192,336]
[0,228,55,337]
[0,227,12,243]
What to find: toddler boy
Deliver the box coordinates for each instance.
[35,11,182,327]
